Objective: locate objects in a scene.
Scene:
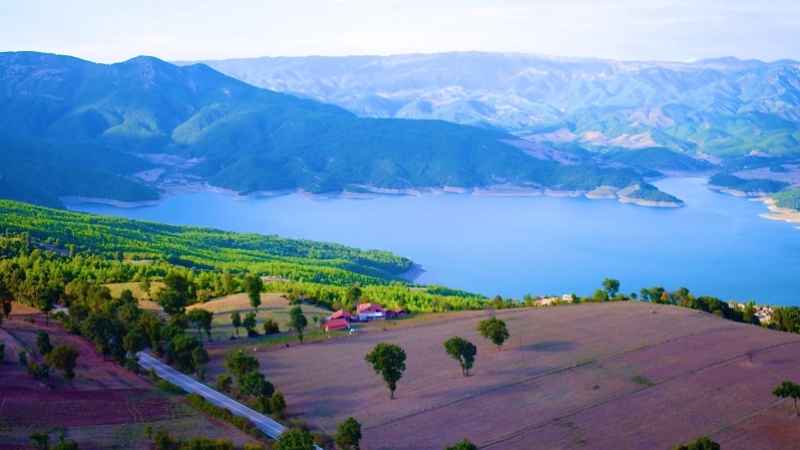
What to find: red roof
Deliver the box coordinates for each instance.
[328,309,353,321]
[325,318,349,331]
[357,303,387,314]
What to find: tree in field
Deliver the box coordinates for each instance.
[243,311,258,337]
[223,350,260,382]
[477,317,510,350]
[36,330,54,356]
[365,343,407,399]
[773,380,800,416]
[243,275,263,312]
[263,317,280,335]
[444,336,477,376]
[239,370,275,400]
[289,306,308,344]
[274,428,314,450]
[187,308,213,341]
[270,391,287,419]
[157,272,196,316]
[445,438,478,450]
[671,436,720,450]
[601,278,620,298]
[44,344,80,387]
[0,343,5,365]
[231,311,242,337]
[334,416,362,450]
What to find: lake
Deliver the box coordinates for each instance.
[69,178,800,306]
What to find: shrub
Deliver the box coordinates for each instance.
[185,393,266,440]
[263,318,280,335]
[157,379,187,395]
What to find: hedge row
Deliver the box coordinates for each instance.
[185,393,267,440]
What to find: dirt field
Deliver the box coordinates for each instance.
[0,304,261,449]
[203,302,800,449]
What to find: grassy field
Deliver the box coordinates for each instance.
[186,293,334,342]
[201,301,800,450]
[0,304,262,450]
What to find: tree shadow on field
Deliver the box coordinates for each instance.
[525,341,578,352]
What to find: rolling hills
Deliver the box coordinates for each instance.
[0,51,677,208]
[189,52,800,160]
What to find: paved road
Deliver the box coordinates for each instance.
[138,351,323,448]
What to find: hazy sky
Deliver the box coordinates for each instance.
[2,0,799,63]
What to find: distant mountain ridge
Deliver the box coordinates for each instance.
[0,51,675,208]
[182,52,800,158]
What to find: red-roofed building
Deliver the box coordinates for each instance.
[326,309,353,322]
[386,308,407,319]
[324,318,350,332]
[357,303,388,321]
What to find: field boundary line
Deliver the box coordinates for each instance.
[480,338,800,448]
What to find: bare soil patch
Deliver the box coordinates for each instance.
[203,302,800,449]
[0,312,263,449]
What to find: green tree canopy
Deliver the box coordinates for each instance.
[671,436,721,450]
[239,370,275,400]
[36,330,54,356]
[445,438,478,450]
[243,275,264,312]
[477,317,510,350]
[274,428,315,450]
[444,336,477,376]
[231,311,242,337]
[334,416,362,450]
[187,308,213,341]
[223,351,260,380]
[773,380,800,416]
[365,342,407,399]
[289,306,308,344]
[243,311,258,336]
[602,278,620,297]
[44,344,80,387]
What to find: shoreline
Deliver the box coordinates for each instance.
[756,197,800,226]
[64,181,684,209]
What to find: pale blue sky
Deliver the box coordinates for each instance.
[1,0,798,63]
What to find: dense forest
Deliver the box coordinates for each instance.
[0,51,676,208]
[773,189,800,211]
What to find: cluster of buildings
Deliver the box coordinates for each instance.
[731,302,774,323]
[323,302,406,332]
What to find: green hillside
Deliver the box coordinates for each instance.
[0,51,672,206]
[0,199,411,285]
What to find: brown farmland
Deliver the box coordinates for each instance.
[206,301,800,449]
[0,304,260,449]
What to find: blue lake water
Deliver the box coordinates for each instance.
[70,178,800,306]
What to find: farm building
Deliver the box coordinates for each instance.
[324,318,350,332]
[357,303,388,321]
[326,309,354,322]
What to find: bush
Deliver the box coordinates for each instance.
[263,318,280,335]
[157,379,187,395]
[185,393,266,440]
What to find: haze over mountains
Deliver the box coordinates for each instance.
[187,52,800,159]
[0,51,678,208]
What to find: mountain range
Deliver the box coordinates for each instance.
[185,52,800,160]
[0,51,678,208]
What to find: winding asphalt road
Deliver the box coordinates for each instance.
[137,352,323,449]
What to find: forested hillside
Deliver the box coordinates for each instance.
[0,51,670,208]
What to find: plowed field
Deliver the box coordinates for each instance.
[206,302,800,449]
